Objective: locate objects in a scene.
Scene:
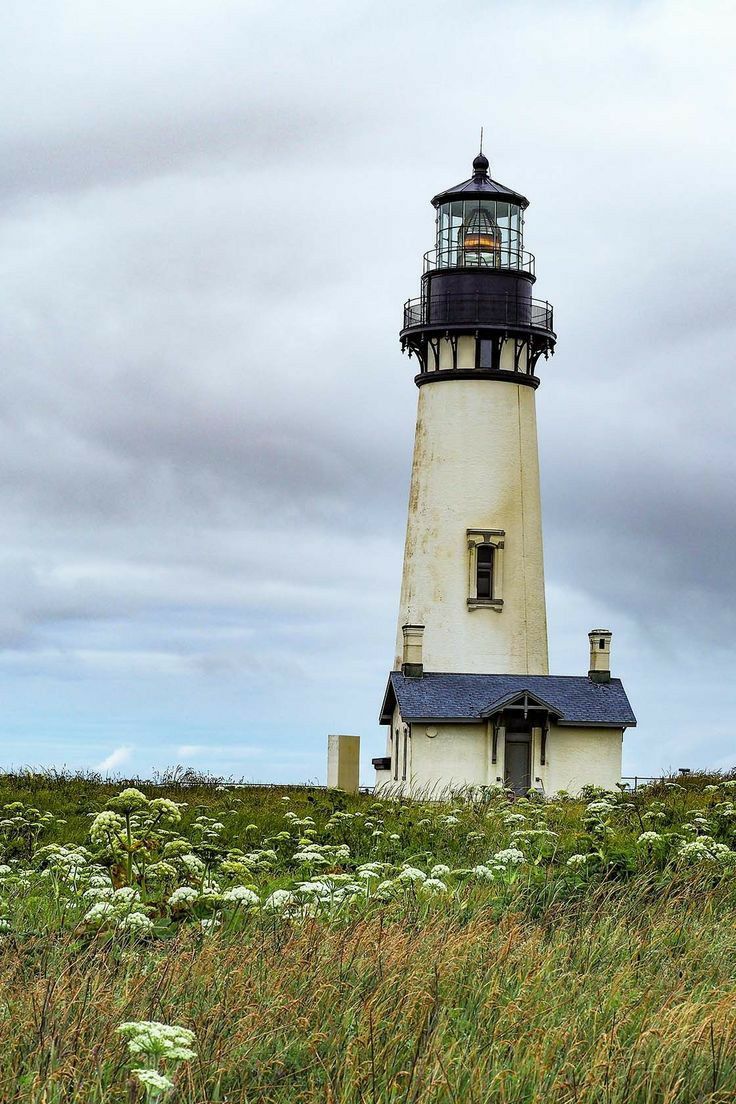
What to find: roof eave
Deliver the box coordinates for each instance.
[378,678,397,725]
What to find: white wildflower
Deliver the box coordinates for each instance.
[132,1067,174,1093]
[396,866,427,882]
[84,902,116,925]
[637,831,662,846]
[117,911,154,935]
[263,889,295,912]
[168,886,199,908]
[492,847,525,865]
[118,1021,197,1062]
[222,886,259,906]
[430,864,451,877]
[422,878,448,894]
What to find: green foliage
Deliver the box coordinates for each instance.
[0,770,735,1100]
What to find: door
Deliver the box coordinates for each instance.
[505,738,531,796]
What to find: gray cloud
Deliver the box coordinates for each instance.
[0,0,734,778]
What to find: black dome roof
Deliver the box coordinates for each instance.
[431,153,529,210]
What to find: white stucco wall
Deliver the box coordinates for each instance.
[543,725,623,794]
[377,713,624,797]
[394,376,548,675]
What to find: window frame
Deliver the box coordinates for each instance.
[467,529,505,610]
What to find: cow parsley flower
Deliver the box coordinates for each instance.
[422,878,448,894]
[471,864,496,879]
[117,912,154,936]
[168,886,199,908]
[84,902,116,925]
[89,811,126,846]
[108,788,150,814]
[430,864,451,877]
[132,1066,175,1094]
[492,847,525,865]
[263,889,295,912]
[637,831,662,846]
[222,886,259,906]
[149,798,183,824]
[118,1021,197,1062]
[397,866,427,882]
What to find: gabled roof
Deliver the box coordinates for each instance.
[380,672,637,729]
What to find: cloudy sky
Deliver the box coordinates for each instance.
[0,0,734,782]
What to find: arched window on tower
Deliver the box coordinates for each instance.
[476,544,494,599]
[467,529,505,609]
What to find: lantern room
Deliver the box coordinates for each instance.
[429,152,532,275]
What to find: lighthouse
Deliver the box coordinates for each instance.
[373,150,636,796]
[394,149,554,676]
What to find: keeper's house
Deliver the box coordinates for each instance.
[375,628,636,796]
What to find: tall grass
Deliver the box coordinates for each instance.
[0,771,735,1101]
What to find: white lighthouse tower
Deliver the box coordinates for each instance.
[394,149,555,676]
[373,150,636,796]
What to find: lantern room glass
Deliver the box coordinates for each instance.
[436,199,524,270]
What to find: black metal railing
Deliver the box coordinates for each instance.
[423,246,536,276]
[402,293,554,334]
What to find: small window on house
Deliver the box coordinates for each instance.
[476,544,494,599]
[599,639,606,649]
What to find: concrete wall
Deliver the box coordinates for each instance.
[327,734,360,793]
[394,377,548,675]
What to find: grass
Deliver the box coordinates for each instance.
[0,770,735,1102]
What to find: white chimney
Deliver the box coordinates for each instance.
[402,624,425,678]
[588,629,612,683]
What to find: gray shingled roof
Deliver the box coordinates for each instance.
[380,672,636,728]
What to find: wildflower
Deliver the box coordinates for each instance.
[83,886,115,902]
[118,1021,197,1062]
[430,864,451,877]
[222,886,259,906]
[263,889,295,912]
[108,788,150,814]
[146,862,178,882]
[117,912,154,936]
[396,866,427,882]
[503,813,527,826]
[84,901,116,925]
[422,878,448,893]
[0,918,10,933]
[168,886,199,908]
[389,833,400,841]
[149,798,183,824]
[471,864,496,879]
[492,847,525,865]
[566,853,593,867]
[586,800,614,814]
[200,916,221,933]
[131,1066,175,1095]
[89,810,126,846]
[179,854,206,877]
[114,887,141,904]
[637,831,662,846]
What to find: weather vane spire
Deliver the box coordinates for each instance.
[479,126,484,155]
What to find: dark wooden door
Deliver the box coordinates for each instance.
[505,739,531,796]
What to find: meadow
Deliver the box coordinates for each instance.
[1,770,735,1102]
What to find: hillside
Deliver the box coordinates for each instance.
[0,771,735,1102]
